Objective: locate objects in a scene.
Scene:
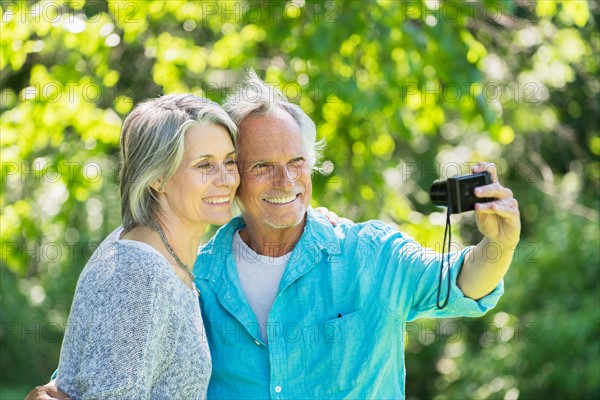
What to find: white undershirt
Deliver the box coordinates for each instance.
[232,230,289,344]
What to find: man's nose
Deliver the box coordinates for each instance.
[273,164,296,188]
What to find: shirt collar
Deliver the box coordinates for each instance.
[194,215,244,282]
[300,207,342,255]
[194,207,341,281]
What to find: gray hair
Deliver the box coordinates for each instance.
[119,94,237,231]
[222,70,325,168]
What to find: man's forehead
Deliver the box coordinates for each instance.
[239,108,298,132]
[237,111,304,161]
[238,140,306,163]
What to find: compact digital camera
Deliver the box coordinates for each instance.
[429,171,495,214]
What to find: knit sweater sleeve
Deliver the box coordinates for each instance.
[57,244,179,400]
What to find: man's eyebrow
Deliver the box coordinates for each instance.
[250,159,268,165]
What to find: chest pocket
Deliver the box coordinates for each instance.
[302,309,373,397]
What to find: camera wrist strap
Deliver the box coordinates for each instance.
[436,206,452,309]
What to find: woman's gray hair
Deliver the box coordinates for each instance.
[222,70,325,169]
[119,94,237,231]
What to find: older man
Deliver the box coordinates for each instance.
[195,72,520,399]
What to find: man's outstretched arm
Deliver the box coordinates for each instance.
[458,162,521,300]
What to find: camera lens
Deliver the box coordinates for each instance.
[430,180,448,206]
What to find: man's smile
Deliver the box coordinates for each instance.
[262,193,301,205]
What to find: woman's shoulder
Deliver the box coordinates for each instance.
[78,232,176,291]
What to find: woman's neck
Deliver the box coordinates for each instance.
[121,220,206,272]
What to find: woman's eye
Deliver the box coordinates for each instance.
[196,162,214,171]
[225,160,238,169]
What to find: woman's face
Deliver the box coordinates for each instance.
[160,124,239,227]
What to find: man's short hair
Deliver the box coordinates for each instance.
[222,70,325,169]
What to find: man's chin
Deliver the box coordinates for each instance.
[263,212,307,230]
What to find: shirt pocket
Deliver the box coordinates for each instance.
[302,309,373,397]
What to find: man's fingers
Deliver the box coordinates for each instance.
[37,392,57,400]
[475,201,520,218]
[326,211,339,226]
[25,387,59,400]
[45,386,70,399]
[315,206,340,226]
[475,183,513,200]
[29,386,69,400]
[477,196,518,208]
[472,162,498,182]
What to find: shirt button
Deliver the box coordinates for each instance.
[254,340,261,346]
[274,386,282,393]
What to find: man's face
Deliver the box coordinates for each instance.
[235,108,313,232]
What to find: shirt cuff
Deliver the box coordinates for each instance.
[446,247,505,317]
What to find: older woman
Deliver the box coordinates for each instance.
[28,94,239,399]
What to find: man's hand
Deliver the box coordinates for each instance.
[457,162,521,300]
[25,383,69,400]
[314,207,352,226]
[472,162,520,248]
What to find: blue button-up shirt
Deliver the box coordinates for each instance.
[194,208,503,399]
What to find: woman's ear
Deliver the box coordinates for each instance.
[151,179,165,193]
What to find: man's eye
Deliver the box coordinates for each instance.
[253,163,268,170]
[290,158,305,166]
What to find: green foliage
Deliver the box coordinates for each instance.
[1,0,598,398]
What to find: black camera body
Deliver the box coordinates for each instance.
[430,171,495,214]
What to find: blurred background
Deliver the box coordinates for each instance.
[1,0,598,398]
